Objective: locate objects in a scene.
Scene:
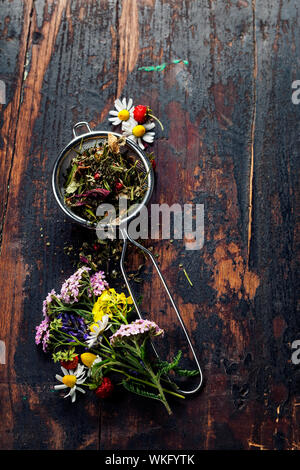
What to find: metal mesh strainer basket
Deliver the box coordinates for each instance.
[52,121,154,229]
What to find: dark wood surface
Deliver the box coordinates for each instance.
[0,0,299,450]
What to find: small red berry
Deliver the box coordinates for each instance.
[115,182,124,191]
[95,377,114,399]
[60,356,79,370]
[133,105,148,124]
[94,172,101,180]
[151,159,156,169]
[93,243,99,251]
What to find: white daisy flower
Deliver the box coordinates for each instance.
[108,97,135,127]
[122,119,155,150]
[54,364,86,403]
[85,315,111,349]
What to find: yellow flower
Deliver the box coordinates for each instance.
[92,289,133,323]
[101,290,113,302]
[118,109,130,121]
[92,298,107,322]
[89,322,100,333]
[81,352,97,368]
[62,375,77,388]
[132,124,146,138]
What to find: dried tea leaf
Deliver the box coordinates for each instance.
[65,179,80,195]
[118,136,126,147]
[108,133,119,153]
[79,188,110,198]
[63,135,147,223]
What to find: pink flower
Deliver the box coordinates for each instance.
[110,319,164,346]
[42,329,50,352]
[35,317,50,345]
[42,289,59,317]
[60,267,91,304]
[89,271,109,297]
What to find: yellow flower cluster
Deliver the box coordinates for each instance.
[92,288,133,322]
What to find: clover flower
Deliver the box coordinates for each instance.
[89,270,109,297]
[54,364,86,403]
[122,119,155,150]
[108,98,134,127]
[110,319,164,346]
[60,267,91,304]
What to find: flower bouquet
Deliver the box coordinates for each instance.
[35,267,198,414]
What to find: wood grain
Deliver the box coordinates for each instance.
[0,0,299,450]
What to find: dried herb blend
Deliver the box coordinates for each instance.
[64,134,148,224]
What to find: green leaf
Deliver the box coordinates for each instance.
[157,350,182,377]
[173,368,199,377]
[52,347,77,363]
[85,208,97,219]
[65,163,78,187]
[121,380,162,402]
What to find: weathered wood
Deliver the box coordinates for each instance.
[0,0,299,450]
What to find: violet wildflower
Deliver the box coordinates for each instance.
[58,313,89,343]
[89,271,109,297]
[110,319,164,346]
[60,267,91,304]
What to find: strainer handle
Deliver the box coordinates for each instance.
[73,121,92,138]
[119,226,203,396]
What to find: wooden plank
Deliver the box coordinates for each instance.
[0,0,118,450]
[0,0,34,450]
[247,0,300,450]
[0,0,34,230]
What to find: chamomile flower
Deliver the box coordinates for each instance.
[122,119,155,150]
[54,364,86,403]
[108,98,134,127]
[85,315,111,348]
[81,352,102,376]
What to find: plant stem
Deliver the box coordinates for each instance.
[131,339,172,415]
[110,368,184,400]
[145,361,172,415]
[148,113,164,131]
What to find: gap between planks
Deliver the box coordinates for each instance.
[247,0,257,267]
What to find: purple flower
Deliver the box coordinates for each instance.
[60,267,91,304]
[35,317,50,345]
[89,271,109,297]
[42,289,60,317]
[42,330,50,352]
[58,313,88,342]
[110,319,164,346]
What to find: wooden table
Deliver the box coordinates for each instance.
[0,0,299,450]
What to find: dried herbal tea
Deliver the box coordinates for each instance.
[63,134,148,224]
